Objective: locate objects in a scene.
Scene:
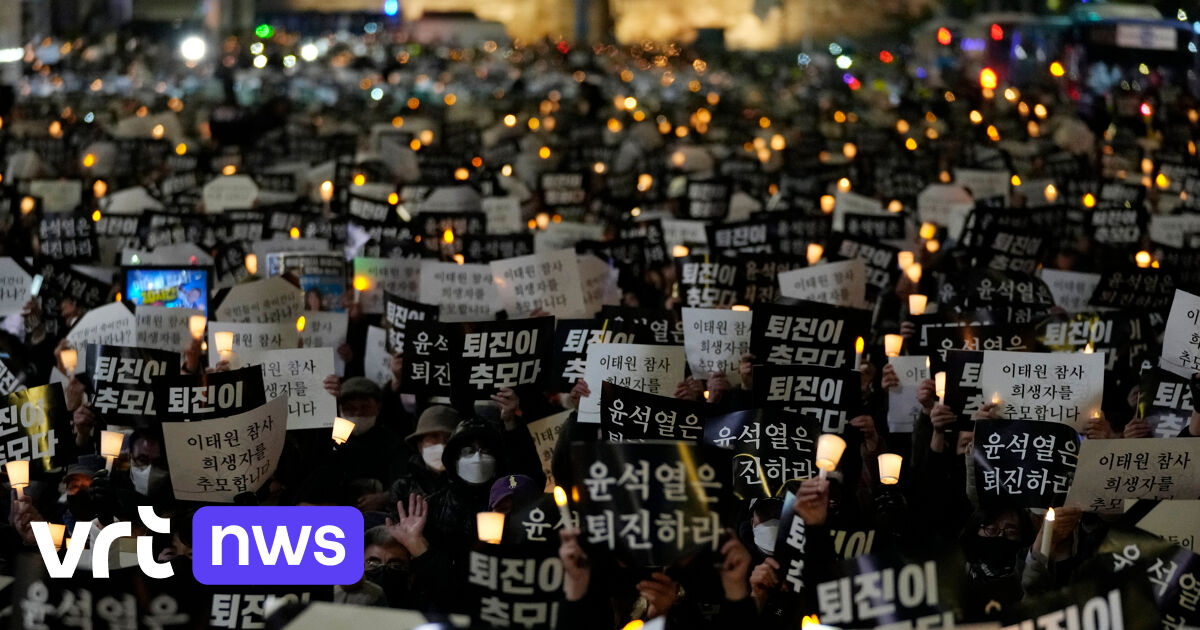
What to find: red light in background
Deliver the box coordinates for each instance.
[990,24,1004,40]
[879,50,894,63]
[1141,102,1152,116]
[556,41,570,54]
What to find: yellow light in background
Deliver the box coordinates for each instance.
[536,213,550,229]
[758,116,771,128]
[296,316,306,332]
[392,116,405,128]
[607,118,622,133]
[353,173,366,186]
[896,119,910,134]
[674,126,688,138]
[388,192,400,205]
[1083,193,1096,208]
[806,243,824,265]
[1034,104,1048,119]
[443,94,456,106]
[501,164,513,177]
[906,263,923,284]
[503,114,517,127]
[407,97,420,109]
[969,110,983,124]
[987,125,1000,141]
[151,124,164,139]
[1135,251,1152,268]
[939,170,951,183]
[630,207,641,217]
[319,180,334,202]
[623,96,638,110]
[1141,158,1154,175]
[419,130,434,145]
[637,174,653,192]
[1027,121,1039,137]
[289,227,300,239]
[888,200,903,213]
[82,153,96,168]
[91,209,101,222]
[442,229,454,244]
[48,121,62,138]
[1004,88,1018,102]
[925,239,941,253]
[837,178,851,192]
[453,254,465,265]
[672,245,690,258]
[833,111,847,124]
[92,180,107,198]
[454,167,470,181]
[897,251,914,270]
[538,146,551,159]
[1010,174,1022,187]
[353,275,370,292]
[20,196,35,214]
[1018,102,1030,116]
[843,143,857,159]
[820,195,835,213]
[245,254,258,275]
[905,138,918,151]
[1049,61,1065,77]
[527,117,540,130]
[1156,173,1170,189]
[221,164,236,176]
[593,162,607,174]
[770,134,786,151]
[919,222,937,239]
[409,139,422,151]
[175,143,187,156]
[1044,184,1058,202]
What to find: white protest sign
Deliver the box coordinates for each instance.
[0,258,32,316]
[527,410,570,492]
[363,325,392,388]
[215,276,304,325]
[1134,500,1200,550]
[419,186,481,213]
[1160,289,1200,379]
[533,222,605,252]
[241,347,336,431]
[490,249,585,318]
[1039,269,1103,313]
[66,302,137,351]
[206,322,300,366]
[954,169,1010,200]
[887,356,930,433]
[419,261,497,322]
[980,350,1106,430]
[298,311,348,376]
[29,180,82,214]
[481,197,525,234]
[352,257,421,315]
[202,174,260,213]
[832,191,885,232]
[917,184,974,239]
[1149,214,1200,248]
[1065,438,1200,511]
[778,259,868,309]
[660,218,710,250]
[681,307,752,387]
[579,255,619,318]
[578,343,687,424]
[161,394,288,502]
[135,305,202,353]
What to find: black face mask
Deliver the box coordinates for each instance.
[967,536,1021,578]
[366,565,410,593]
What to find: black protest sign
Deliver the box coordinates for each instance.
[446,317,555,399]
[621,219,669,269]
[540,171,588,215]
[599,306,685,346]
[816,550,964,630]
[152,365,267,421]
[707,218,774,255]
[569,441,731,567]
[970,227,1046,275]
[939,269,1055,318]
[826,234,901,303]
[467,545,564,630]
[676,255,740,308]
[1038,311,1147,372]
[919,321,1038,373]
[599,381,707,443]
[739,254,806,305]
[751,211,833,257]
[844,212,906,241]
[208,585,333,629]
[685,178,732,220]
[577,238,647,282]
[1090,201,1147,246]
[400,321,451,399]
[1,384,68,472]
[84,345,179,426]
[38,214,98,262]
[753,363,859,434]
[552,318,635,392]
[383,292,439,354]
[1001,570,1159,630]
[749,302,869,369]
[710,408,817,499]
[972,420,1080,509]
[417,211,486,259]
[502,492,569,546]
[460,233,534,263]
[1089,267,1176,313]
[944,350,984,430]
[1139,368,1196,439]
[347,193,396,224]
[1089,527,1200,629]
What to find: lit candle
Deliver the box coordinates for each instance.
[934,371,946,404]
[214,331,235,364]
[806,243,824,265]
[47,523,66,550]
[60,348,77,375]
[477,511,505,544]
[878,453,902,485]
[1040,508,1055,558]
[897,251,915,271]
[100,430,124,473]
[854,337,864,368]
[6,460,29,498]
[352,275,370,303]
[296,316,306,333]
[245,254,258,275]
[188,315,206,341]
[553,486,572,527]
[905,263,922,284]
[908,294,928,316]
[331,417,355,445]
[884,334,903,358]
[815,434,847,481]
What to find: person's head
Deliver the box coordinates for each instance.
[60,297,80,320]
[364,526,410,572]
[749,499,782,556]
[965,508,1033,579]
[406,405,460,472]
[443,418,504,486]
[129,430,163,468]
[305,288,322,310]
[187,288,201,303]
[488,474,538,513]
[339,377,382,435]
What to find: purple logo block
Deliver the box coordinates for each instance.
[192,506,363,585]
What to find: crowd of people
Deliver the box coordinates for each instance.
[0,20,1198,630]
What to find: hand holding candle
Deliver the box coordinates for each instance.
[5,460,29,497]
[884,334,903,358]
[477,511,505,544]
[878,453,902,485]
[60,348,77,375]
[332,417,355,445]
[934,371,946,404]
[854,336,864,368]
[815,434,847,480]
[100,430,124,473]
[188,315,206,341]
[908,294,928,316]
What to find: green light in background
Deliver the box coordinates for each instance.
[255,24,274,38]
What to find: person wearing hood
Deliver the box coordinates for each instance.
[334,377,407,511]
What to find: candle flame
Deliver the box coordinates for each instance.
[554,486,568,507]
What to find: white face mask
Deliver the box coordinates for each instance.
[130,464,152,495]
[345,415,377,435]
[421,444,446,472]
[457,451,496,484]
[753,519,779,556]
